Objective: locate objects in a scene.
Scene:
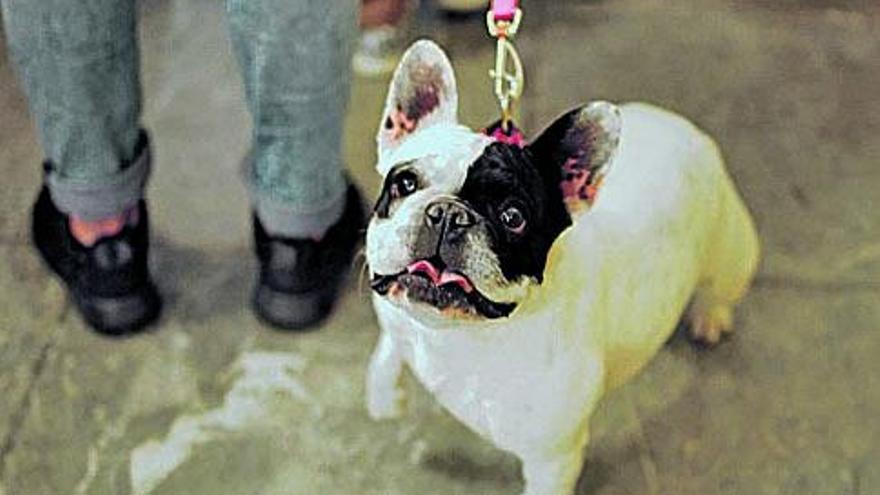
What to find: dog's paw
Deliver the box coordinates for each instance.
[687,304,733,347]
[367,387,406,420]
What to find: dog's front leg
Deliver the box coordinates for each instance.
[520,448,585,495]
[366,327,406,419]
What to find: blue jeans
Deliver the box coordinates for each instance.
[1,0,356,237]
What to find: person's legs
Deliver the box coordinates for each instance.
[226,0,356,239]
[226,0,364,330]
[2,0,161,335]
[2,0,148,221]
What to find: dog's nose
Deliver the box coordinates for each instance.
[425,200,475,230]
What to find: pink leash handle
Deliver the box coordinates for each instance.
[491,0,519,23]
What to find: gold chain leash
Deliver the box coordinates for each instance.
[486,4,524,132]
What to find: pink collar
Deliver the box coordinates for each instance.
[484,120,525,148]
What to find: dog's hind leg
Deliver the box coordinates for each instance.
[688,175,760,346]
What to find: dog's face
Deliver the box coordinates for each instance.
[367,41,621,322]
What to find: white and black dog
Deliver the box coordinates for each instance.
[365,40,760,495]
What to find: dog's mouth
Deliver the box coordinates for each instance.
[370,257,516,319]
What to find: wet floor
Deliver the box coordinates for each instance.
[1,0,878,494]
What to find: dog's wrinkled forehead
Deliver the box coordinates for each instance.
[377,124,494,190]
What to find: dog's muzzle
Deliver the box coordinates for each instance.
[370,256,516,319]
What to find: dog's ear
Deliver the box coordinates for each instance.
[377,40,459,161]
[527,102,622,215]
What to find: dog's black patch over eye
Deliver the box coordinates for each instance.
[374,163,420,218]
[457,143,571,283]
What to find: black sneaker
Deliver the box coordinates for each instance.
[252,184,365,331]
[31,186,162,336]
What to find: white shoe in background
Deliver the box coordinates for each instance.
[353,26,402,78]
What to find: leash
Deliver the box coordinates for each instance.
[483,2,604,205]
[485,0,526,146]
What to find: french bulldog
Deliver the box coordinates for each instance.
[365,40,760,495]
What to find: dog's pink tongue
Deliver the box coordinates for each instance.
[407,259,440,283]
[439,272,474,293]
[406,260,474,293]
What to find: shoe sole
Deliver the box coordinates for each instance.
[73,283,163,337]
[252,281,341,331]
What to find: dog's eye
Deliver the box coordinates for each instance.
[500,206,526,234]
[391,170,419,199]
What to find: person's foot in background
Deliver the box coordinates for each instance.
[354,0,410,77]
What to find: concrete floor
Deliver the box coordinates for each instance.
[1,0,878,494]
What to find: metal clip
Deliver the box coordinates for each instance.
[486,6,522,37]
[486,9,524,131]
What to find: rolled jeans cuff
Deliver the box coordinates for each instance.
[46,131,151,221]
[252,185,347,239]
